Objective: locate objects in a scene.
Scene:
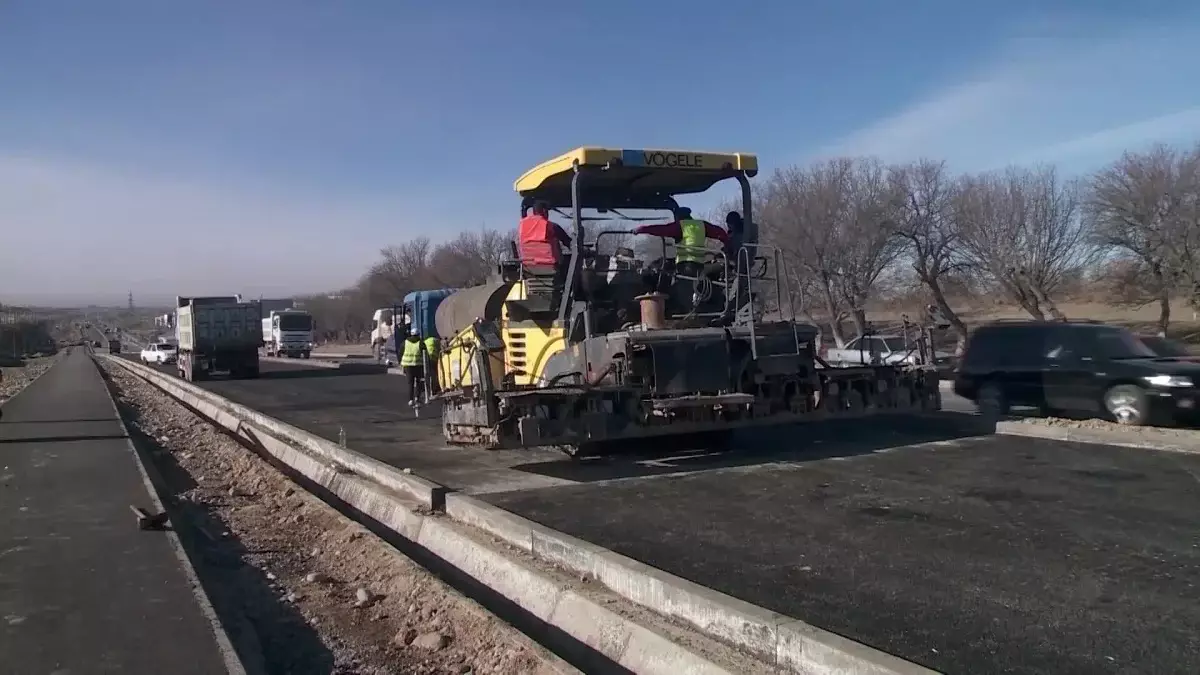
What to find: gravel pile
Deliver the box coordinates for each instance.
[99,360,564,675]
[0,352,63,404]
[1018,414,1200,441]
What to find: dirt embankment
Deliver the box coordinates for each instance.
[99,359,566,675]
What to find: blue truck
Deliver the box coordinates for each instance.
[379,289,457,366]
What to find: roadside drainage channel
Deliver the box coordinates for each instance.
[101,354,937,675]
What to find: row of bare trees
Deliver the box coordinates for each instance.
[757,142,1200,348]
[298,229,510,343]
[301,142,1200,347]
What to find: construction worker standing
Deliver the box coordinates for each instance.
[422,335,439,394]
[400,329,425,405]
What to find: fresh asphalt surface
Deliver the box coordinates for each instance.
[1,348,232,674]
[122,355,1200,674]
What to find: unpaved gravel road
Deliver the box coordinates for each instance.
[0,352,63,406]
[98,359,568,675]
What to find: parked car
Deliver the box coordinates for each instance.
[823,334,954,367]
[140,342,177,365]
[953,320,1200,426]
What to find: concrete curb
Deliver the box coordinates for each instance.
[105,356,443,508]
[309,352,372,360]
[108,356,939,675]
[259,356,391,374]
[995,419,1200,455]
[100,355,769,675]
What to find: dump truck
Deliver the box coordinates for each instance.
[261,308,314,358]
[434,146,941,456]
[175,295,262,381]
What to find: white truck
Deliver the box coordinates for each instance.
[824,333,954,367]
[370,306,407,362]
[261,308,314,358]
[175,295,262,382]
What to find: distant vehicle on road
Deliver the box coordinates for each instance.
[824,333,954,367]
[261,308,314,358]
[140,342,176,365]
[175,296,261,381]
[108,339,121,354]
[954,320,1200,426]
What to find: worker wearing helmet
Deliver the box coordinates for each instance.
[400,326,425,405]
[634,207,729,277]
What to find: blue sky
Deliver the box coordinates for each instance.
[3,1,1200,306]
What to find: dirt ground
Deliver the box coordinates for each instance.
[1019,413,1200,442]
[98,360,567,675]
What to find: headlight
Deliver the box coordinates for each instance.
[1144,375,1194,387]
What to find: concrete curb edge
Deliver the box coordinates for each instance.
[995,419,1200,455]
[101,355,767,675]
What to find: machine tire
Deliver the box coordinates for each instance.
[302,351,311,359]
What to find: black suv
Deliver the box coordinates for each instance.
[953,320,1200,425]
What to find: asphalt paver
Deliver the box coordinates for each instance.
[0,348,235,675]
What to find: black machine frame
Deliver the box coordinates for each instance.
[518,158,756,332]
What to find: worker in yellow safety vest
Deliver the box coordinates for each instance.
[634,207,731,277]
[422,336,439,394]
[400,329,425,405]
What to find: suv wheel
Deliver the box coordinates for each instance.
[1104,385,1149,426]
[976,382,1009,419]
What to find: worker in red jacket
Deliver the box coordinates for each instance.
[635,207,729,275]
[517,201,573,269]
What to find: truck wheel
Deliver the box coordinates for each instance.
[302,351,310,359]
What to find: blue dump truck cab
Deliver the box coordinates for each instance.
[400,288,458,339]
[382,288,458,365]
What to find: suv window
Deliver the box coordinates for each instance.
[1088,326,1155,360]
[962,325,1047,369]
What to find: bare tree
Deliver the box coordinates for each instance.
[759,157,904,345]
[428,229,509,287]
[1085,144,1200,334]
[953,165,1096,320]
[888,159,970,349]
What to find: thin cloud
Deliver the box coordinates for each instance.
[817,16,1200,173]
[1017,107,1200,165]
[0,155,433,304]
